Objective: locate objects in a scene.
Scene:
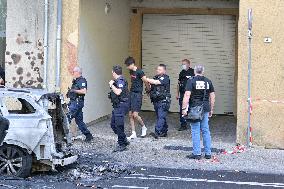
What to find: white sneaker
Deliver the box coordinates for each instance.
[127,132,137,140]
[141,126,147,137]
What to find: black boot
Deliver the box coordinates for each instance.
[204,154,212,159]
[85,133,94,142]
[124,139,130,146]
[159,133,168,137]
[178,125,187,131]
[186,154,202,160]
[149,132,159,139]
[113,145,127,152]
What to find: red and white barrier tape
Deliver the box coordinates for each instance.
[222,145,246,155]
[253,98,284,104]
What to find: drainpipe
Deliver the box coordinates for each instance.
[55,0,62,91]
[43,0,49,90]
[247,9,253,147]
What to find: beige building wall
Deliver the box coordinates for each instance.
[6,0,59,92]
[78,0,131,123]
[60,0,80,95]
[238,0,284,148]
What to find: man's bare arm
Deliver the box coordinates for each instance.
[110,85,122,96]
[146,78,161,85]
[176,84,180,99]
[74,88,87,95]
[209,92,215,117]
[141,76,151,92]
[182,91,191,115]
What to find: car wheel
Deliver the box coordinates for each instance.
[0,144,32,177]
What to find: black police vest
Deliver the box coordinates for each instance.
[150,75,171,102]
[179,71,193,93]
[69,77,86,100]
[109,77,129,106]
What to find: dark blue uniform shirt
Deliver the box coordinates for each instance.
[72,76,87,97]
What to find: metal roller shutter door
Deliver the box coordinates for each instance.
[141,14,236,115]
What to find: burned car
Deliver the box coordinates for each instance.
[0,88,77,177]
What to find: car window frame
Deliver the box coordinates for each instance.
[0,94,40,117]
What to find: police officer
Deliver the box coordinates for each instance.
[67,66,93,142]
[124,57,150,139]
[176,59,194,131]
[109,65,130,152]
[146,64,171,139]
[182,65,215,160]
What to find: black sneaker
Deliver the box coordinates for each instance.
[159,133,168,137]
[178,125,187,131]
[85,134,94,142]
[186,154,202,160]
[113,145,127,153]
[125,140,130,146]
[204,154,212,159]
[149,132,159,139]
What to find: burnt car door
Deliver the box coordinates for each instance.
[0,95,49,151]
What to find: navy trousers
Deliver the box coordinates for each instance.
[68,99,91,136]
[111,101,129,146]
[153,101,170,135]
[179,93,187,126]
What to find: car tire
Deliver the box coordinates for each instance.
[0,144,32,178]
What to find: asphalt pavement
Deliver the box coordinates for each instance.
[95,167,284,189]
[0,166,283,189]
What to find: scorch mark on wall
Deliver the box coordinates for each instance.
[5,32,44,89]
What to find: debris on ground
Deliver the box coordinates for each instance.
[221,144,246,155]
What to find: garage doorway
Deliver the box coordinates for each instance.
[141,14,237,115]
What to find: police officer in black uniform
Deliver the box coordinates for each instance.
[67,66,93,142]
[146,64,171,139]
[176,59,194,131]
[108,65,130,152]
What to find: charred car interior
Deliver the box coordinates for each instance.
[0,88,77,177]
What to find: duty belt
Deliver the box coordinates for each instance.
[71,96,84,101]
[120,98,129,103]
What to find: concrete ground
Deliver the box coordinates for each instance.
[80,111,284,175]
[0,112,283,189]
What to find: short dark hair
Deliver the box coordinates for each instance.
[182,59,190,64]
[158,64,167,70]
[112,65,123,75]
[124,57,135,66]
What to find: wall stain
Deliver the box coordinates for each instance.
[11,54,22,64]
[16,67,24,75]
[37,53,43,60]
[6,35,44,89]
[16,34,25,45]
